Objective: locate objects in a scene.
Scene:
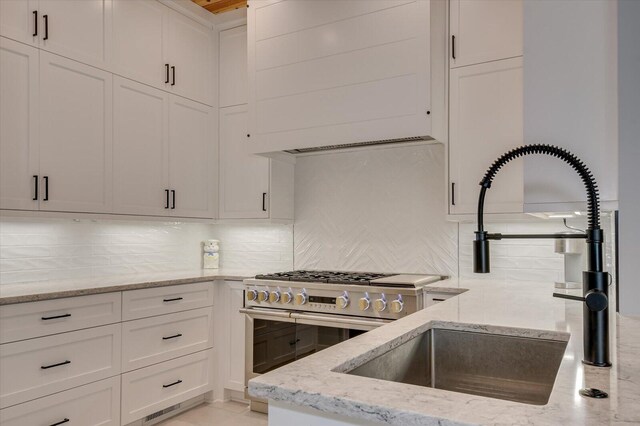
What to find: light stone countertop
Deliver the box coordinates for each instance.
[0,268,260,305]
[249,278,640,425]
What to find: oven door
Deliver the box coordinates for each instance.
[241,307,390,412]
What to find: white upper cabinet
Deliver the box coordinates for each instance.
[165,10,213,106]
[168,96,215,219]
[0,38,39,211]
[248,0,443,154]
[449,57,524,214]
[113,76,169,216]
[219,105,270,219]
[39,52,113,213]
[450,0,523,68]
[219,25,248,107]
[112,0,166,89]
[0,0,39,46]
[37,0,112,70]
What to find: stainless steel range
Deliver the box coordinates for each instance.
[241,270,446,412]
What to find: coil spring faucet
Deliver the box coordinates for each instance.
[473,144,611,368]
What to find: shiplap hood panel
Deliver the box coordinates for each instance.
[247,0,447,154]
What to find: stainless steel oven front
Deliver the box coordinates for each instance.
[241,307,390,413]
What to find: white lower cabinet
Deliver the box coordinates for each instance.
[0,376,121,426]
[122,282,214,321]
[121,349,213,424]
[222,281,246,393]
[0,323,121,409]
[122,307,213,372]
[0,292,121,344]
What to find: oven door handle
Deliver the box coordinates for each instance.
[240,307,295,322]
[290,312,391,330]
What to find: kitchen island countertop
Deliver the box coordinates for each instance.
[249,278,640,425]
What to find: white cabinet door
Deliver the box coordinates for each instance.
[219,105,270,219]
[38,0,112,70]
[39,52,113,213]
[113,76,169,216]
[112,0,167,89]
[0,37,39,211]
[0,0,39,46]
[219,25,247,107]
[449,57,523,214]
[450,0,522,68]
[223,281,245,392]
[166,10,213,105]
[168,95,215,218]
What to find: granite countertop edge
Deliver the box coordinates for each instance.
[0,269,258,305]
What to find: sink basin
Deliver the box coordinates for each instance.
[346,328,568,405]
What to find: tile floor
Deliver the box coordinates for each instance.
[157,401,267,426]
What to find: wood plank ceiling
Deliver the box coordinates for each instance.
[191,0,247,14]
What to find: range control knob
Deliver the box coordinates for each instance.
[374,298,387,312]
[358,297,371,311]
[258,290,270,302]
[390,298,404,313]
[269,291,281,303]
[294,292,307,305]
[282,292,293,304]
[246,289,258,301]
[337,294,350,309]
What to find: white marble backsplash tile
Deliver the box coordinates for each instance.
[0,217,293,285]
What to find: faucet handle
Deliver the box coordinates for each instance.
[552,290,608,312]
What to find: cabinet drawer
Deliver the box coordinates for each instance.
[426,292,457,307]
[0,324,121,408]
[0,292,121,344]
[121,349,212,424]
[122,307,213,371]
[0,376,120,426]
[122,282,214,320]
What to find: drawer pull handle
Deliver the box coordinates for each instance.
[41,360,71,369]
[163,333,183,340]
[50,419,70,426]
[163,297,183,302]
[41,313,71,321]
[163,379,182,388]
[433,298,446,302]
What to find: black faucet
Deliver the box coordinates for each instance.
[473,144,611,368]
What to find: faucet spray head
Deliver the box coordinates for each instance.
[473,231,491,273]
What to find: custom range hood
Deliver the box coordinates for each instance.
[246,0,447,156]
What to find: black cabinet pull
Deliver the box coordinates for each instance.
[163,297,183,302]
[165,64,170,84]
[41,360,70,370]
[33,175,39,200]
[262,192,267,212]
[43,14,48,40]
[433,298,446,302]
[162,333,182,340]
[163,379,182,388]
[41,313,71,321]
[165,189,170,209]
[451,35,455,59]
[171,189,175,209]
[288,338,301,346]
[451,182,455,206]
[33,11,38,37]
[43,176,49,201]
[49,419,70,426]
[171,66,176,86]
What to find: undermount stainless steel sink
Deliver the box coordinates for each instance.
[347,328,568,405]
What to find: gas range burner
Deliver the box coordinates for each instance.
[254,270,394,285]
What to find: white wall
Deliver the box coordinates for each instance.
[617,0,640,316]
[0,217,292,285]
[293,143,573,282]
[523,0,618,211]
